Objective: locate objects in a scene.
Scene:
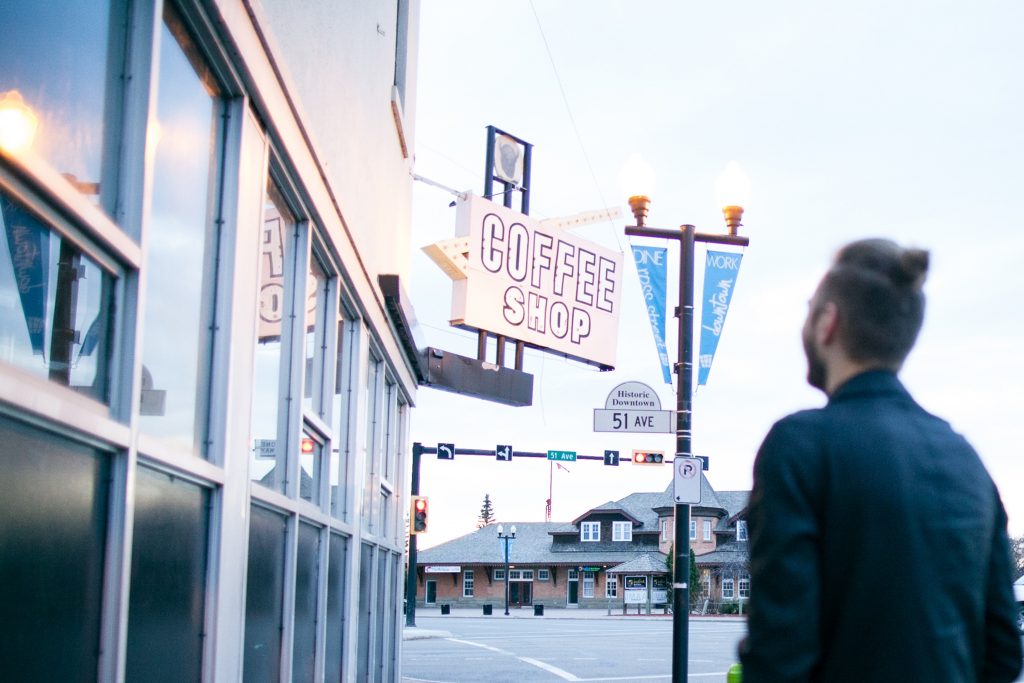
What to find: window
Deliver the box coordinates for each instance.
[0,190,115,401]
[739,575,750,599]
[702,572,711,597]
[251,180,297,493]
[736,520,748,542]
[324,533,349,681]
[330,306,356,519]
[463,570,474,597]
[567,569,578,580]
[0,0,124,216]
[243,506,288,681]
[702,520,712,541]
[660,518,669,542]
[493,569,505,581]
[138,4,223,455]
[302,251,330,416]
[0,415,110,679]
[293,523,320,682]
[689,520,696,540]
[722,577,735,600]
[299,429,323,504]
[580,521,600,542]
[605,574,617,598]
[612,521,632,542]
[508,569,533,581]
[537,569,550,581]
[582,572,595,598]
[125,467,209,681]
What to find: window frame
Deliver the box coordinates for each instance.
[537,569,550,581]
[689,520,696,540]
[736,520,748,542]
[580,521,600,542]
[605,574,617,598]
[612,521,632,542]
[702,520,712,541]
[462,569,474,598]
[722,577,735,600]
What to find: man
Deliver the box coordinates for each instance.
[740,239,1022,682]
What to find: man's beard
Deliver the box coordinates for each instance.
[803,327,827,392]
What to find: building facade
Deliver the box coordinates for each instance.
[416,477,751,613]
[1,0,421,680]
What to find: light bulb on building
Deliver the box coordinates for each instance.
[0,90,39,153]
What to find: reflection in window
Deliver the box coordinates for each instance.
[299,429,321,505]
[251,182,294,493]
[302,253,328,415]
[125,467,210,681]
[0,189,114,401]
[330,312,355,519]
[138,6,221,455]
[0,1,119,211]
[362,356,382,530]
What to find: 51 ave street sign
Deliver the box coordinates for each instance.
[594,409,671,433]
[547,450,577,462]
[593,381,672,433]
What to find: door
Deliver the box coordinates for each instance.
[567,569,579,606]
[509,582,532,607]
[425,580,436,605]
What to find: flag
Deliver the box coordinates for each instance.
[698,250,743,385]
[631,245,671,384]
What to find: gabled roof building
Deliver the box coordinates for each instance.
[416,475,751,612]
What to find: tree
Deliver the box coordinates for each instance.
[477,493,496,528]
[1011,534,1024,579]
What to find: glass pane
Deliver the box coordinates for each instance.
[356,544,373,682]
[299,429,321,505]
[302,255,327,415]
[125,467,210,682]
[374,548,388,683]
[138,7,220,455]
[0,189,114,401]
[251,182,294,492]
[362,358,381,529]
[330,314,353,519]
[243,506,287,683]
[324,533,348,680]
[0,414,109,680]
[0,1,116,211]
[292,523,320,683]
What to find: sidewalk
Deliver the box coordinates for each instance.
[402,606,745,640]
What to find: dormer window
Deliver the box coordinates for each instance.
[580,521,600,542]
[612,521,632,542]
[736,520,748,542]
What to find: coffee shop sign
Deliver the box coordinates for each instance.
[451,194,623,369]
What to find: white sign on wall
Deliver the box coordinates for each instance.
[451,194,623,369]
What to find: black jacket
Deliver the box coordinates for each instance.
[740,370,1022,682]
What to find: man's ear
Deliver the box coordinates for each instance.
[816,301,840,346]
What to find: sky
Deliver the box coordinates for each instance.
[406,0,1024,548]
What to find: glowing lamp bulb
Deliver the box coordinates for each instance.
[0,90,39,153]
[300,437,315,454]
[415,499,426,512]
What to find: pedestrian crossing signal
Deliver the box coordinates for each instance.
[632,450,664,465]
[411,496,429,534]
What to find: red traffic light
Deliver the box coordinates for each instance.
[411,496,429,534]
[300,437,315,454]
[632,451,664,465]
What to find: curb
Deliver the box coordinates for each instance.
[402,628,453,641]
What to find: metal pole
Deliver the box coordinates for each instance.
[672,225,696,683]
[503,538,510,615]
[405,443,422,627]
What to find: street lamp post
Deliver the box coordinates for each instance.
[624,165,750,683]
[497,524,516,616]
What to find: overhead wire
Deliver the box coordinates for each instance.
[527,0,626,253]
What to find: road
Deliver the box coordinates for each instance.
[401,616,745,682]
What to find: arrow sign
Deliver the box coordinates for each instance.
[437,443,455,460]
[603,450,620,466]
[496,445,513,461]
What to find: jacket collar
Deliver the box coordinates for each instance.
[827,369,910,405]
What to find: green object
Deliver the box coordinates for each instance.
[727,663,743,683]
[547,450,576,462]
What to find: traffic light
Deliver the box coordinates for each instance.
[410,496,429,534]
[632,450,664,465]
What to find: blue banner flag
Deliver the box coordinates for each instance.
[632,245,672,385]
[698,250,743,386]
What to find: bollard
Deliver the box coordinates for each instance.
[726,663,742,683]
